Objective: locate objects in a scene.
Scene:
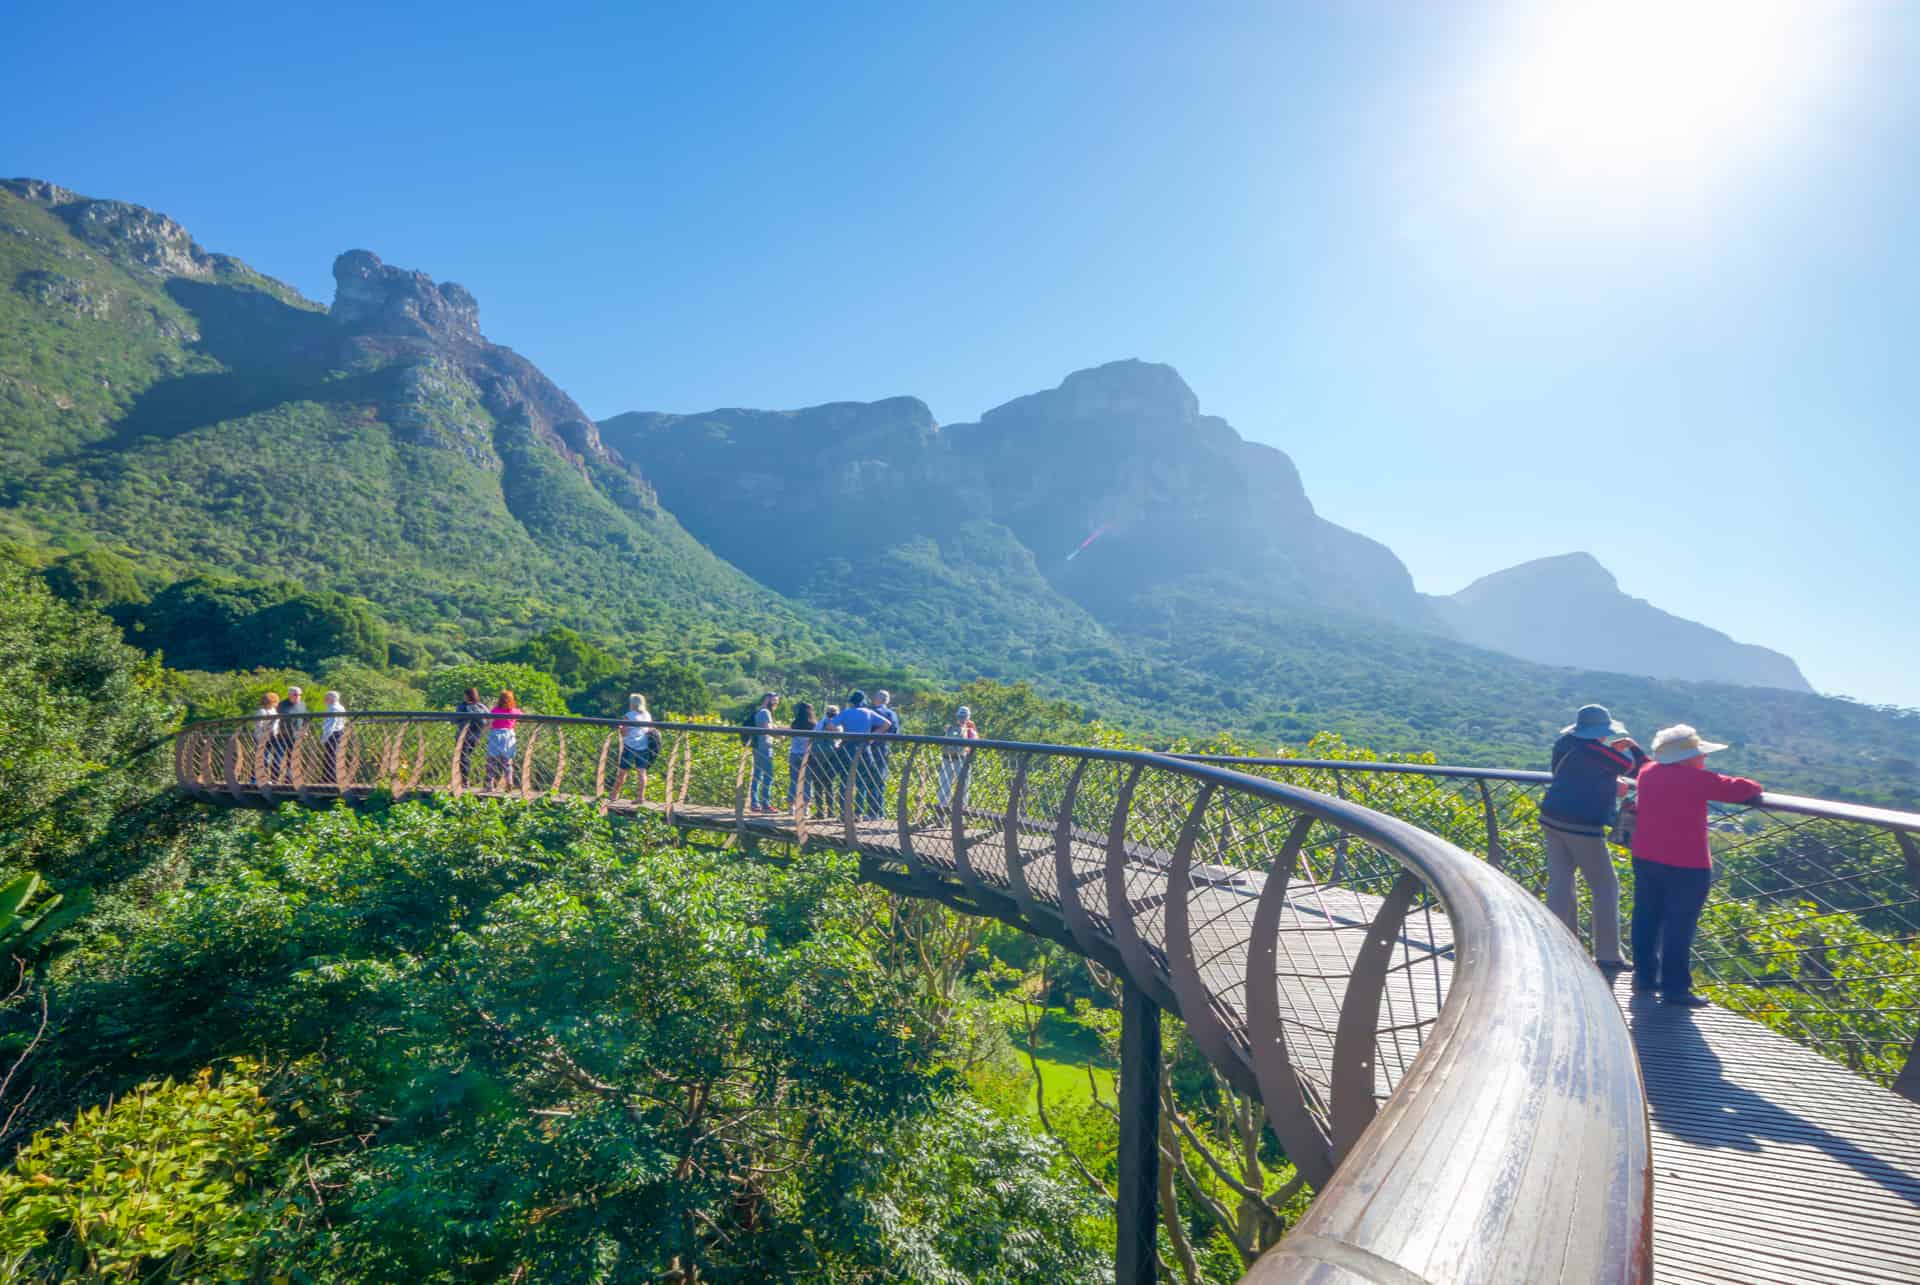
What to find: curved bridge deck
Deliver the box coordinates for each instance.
[172,718,1920,1282]
[662,800,1920,1283]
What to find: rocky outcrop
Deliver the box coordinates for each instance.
[1433,553,1813,692]
[2,179,213,278]
[330,250,481,341]
[326,250,648,507]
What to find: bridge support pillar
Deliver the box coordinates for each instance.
[1116,978,1160,1285]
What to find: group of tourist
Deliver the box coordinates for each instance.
[750,689,980,820]
[246,683,980,816]
[1542,703,1762,1009]
[248,681,1736,1005]
[249,685,350,785]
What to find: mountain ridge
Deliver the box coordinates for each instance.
[4,178,1915,802]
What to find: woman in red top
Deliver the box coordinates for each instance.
[1630,724,1763,1007]
[484,689,520,792]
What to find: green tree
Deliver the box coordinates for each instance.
[41,548,145,613]
[244,591,389,670]
[492,625,621,694]
[0,564,175,876]
[573,657,713,719]
[11,800,1109,1279]
[421,662,566,715]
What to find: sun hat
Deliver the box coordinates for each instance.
[1650,724,1729,764]
[1563,703,1628,740]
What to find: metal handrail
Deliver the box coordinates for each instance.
[1172,752,1920,834]
[172,711,1652,1282]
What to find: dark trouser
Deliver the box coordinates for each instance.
[853,746,887,818]
[1631,859,1711,997]
[869,746,892,818]
[750,744,775,809]
[810,748,842,816]
[456,727,480,787]
[323,732,343,785]
[269,736,295,784]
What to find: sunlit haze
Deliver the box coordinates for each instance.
[7,2,1917,705]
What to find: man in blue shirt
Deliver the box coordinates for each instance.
[830,691,895,819]
[749,692,779,812]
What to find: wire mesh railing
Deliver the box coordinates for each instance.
[173,712,1651,1283]
[1180,752,1920,1100]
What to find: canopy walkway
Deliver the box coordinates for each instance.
[172,713,1920,1283]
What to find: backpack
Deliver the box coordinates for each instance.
[739,705,760,745]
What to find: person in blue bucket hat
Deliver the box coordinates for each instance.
[1540,704,1650,973]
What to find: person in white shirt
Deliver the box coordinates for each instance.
[250,691,280,785]
[321,691,348,786]
[612,693,659,806]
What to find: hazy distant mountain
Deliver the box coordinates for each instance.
[1431,553,1813,692]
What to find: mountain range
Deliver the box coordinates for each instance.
[2,178,1912,798]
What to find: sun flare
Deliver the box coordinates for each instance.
[1473,0,1849,202]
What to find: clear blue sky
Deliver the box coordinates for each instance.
[10,2,1917,706]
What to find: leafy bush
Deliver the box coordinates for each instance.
[0,564,175,876]
[0,1062,283,1282]
[13,799,1110,1279]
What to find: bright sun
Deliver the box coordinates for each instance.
[1472,0,1850,204]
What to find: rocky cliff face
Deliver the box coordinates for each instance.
[1,179,216,279]
[320,249,643,502]
[331,249,480,340]
[1432,553,1813,692]
[944,360,1428,626]
[601,358,1436,640]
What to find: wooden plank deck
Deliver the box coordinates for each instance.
[661,800,1920,1283]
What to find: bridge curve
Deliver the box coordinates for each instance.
[166,711,1916,1282]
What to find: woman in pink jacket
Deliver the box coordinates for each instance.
[1630,724,1763,1008]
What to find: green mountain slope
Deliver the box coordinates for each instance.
[603,367,1920,801]
[0,180,828,661]
[4,179,1915,800]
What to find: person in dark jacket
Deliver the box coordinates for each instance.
[1541,704,1649,969]
[273,686,309,785]
[453,687,488,789]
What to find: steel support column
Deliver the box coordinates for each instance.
[1116,978,1161,1285]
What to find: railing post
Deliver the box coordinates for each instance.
[1896,833,1920,1102]
[1116,977,1160,1285]
[1478,779,1507,870]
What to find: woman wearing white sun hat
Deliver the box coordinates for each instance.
[1629,724,1763,1008]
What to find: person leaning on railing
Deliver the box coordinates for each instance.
[485,690,520,791]
[273,686,307,785]
[787,701,816,811]
[613,693,659,805]
[453,688,488,789]
[748,692,780,813]
[321,690,347,785]
[250,691,279,785]
[1541,704,1649,972]
[1630,724,1763,1008]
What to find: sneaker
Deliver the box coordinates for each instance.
[1630,974,1657,994]
[1662,992,1711,1008]
[1596,958,1630,976]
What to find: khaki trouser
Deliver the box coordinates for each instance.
[1543,822,1623,963]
